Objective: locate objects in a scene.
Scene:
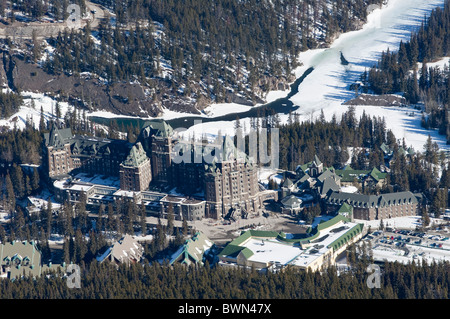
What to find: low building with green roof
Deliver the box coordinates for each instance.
[334,166,387,190]
[218,216,363,272]
[169,232,215,266]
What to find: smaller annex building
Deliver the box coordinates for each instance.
[169,232,215,266]
[96,235,144,265]
[218,213,363,272]
[0,240,64,279]
[326,191,420,220]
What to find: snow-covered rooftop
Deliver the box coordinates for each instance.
[224,217,363,270]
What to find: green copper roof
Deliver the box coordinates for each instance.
[121,142,148,167]
[170,232,214,266]
[338,202,353,214]
[219,230,279,258]
[239,247,254,259]
[141,119,173,138]
[368,167,387,182]
[44,126,73,149]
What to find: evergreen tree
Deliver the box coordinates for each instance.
[31,167,40,194]
[166,203,174,236]
[45,199,53,237]
[4,173,15,211]
[140,203,147,236]
[107,202,114,233]
[11,164,25,199]
[96,204,105,232]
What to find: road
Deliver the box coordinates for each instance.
[0,1,109,40]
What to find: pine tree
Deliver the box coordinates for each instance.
[421,206,430,228]
[107,203,114,232]
[166,203,174,236]
[140,203,147,236]
[31,167,40,193]
[75,191,88,233]
[182,218,189,237]
[74,228,88,263]
[11,164,25,199]
[45,199,53,237]
[3,173,15,213]
[96,204,105,232]
[63,238,71,264]
[155,218,166,251]
[124,200,135,234]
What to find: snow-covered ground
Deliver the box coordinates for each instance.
[176,0,449,154]
[417,56,450,72]
[356,215,446,231]
[287,0,447,153]
[2,0,448,156]
[0,91,72,130]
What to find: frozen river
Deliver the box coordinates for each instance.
[179,0,448,153]
[87,0,449,153]
[288,0,447,152]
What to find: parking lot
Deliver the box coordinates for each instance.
[365,229,450,264]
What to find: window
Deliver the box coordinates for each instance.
[23,257,30,266]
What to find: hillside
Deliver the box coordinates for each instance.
[0,0,384,118]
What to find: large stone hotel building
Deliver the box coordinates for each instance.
[43,120,274,221]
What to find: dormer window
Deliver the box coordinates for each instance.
[23,257,30,266]
[12,255,22,267]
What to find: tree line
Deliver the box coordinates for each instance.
[0,250,449,299]
[269,106,449,214]
[0,91,23,119]
[277,106,388,172]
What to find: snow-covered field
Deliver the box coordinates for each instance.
[356,215,449,231]
[0,91,72,130]
[287,0,447,153]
